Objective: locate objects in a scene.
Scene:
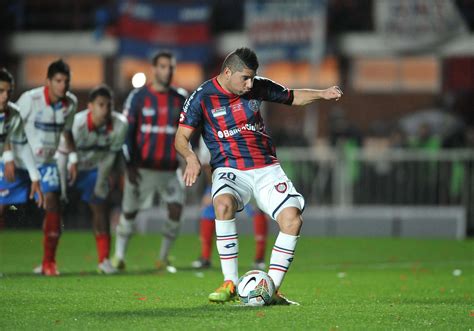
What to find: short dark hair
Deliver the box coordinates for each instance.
[151,50,174,66]
[0,68,14,87]
[88,84,113,102]
[47,59,70,79]
[221,47,259,73]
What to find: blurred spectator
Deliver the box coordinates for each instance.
[407,122,441,204]
[408,122,441,151]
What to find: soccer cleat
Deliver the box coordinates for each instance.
[33,262,60,276]
[270,291,300,306]
[253,259,266,270]
[155,259,177,274]
[191,257,211,269]
[111,256,126,271]
[33,265,42,275]
[208,280,237,303]
[97,259,118,274]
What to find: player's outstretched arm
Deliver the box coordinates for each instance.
[292,86,343,106]
[175,126,201,187]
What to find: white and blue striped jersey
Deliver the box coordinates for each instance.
[62,109,128,171]
[16,86,77,165]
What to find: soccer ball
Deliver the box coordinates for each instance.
[237,270,275,306]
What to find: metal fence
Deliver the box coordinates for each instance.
[277,148,474,221]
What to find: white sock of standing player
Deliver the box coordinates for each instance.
[114,214,134,260]
[159,218,181,262]
[215,219,239,284]
[268,232,299,290]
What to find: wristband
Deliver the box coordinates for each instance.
[2,150,14,163]
[68,152,78,164]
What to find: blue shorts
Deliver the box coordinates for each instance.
[243,203,255,217]
[0,163,30,205]
[201,203,215,220]
[38,164,61,193]
[73,169,104,204]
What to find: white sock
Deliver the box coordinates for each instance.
[215,219,238,284]
[114,214,134,260]
[268,232,299,289]
[159,218,180,261]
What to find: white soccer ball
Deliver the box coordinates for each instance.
[237,270,275,306]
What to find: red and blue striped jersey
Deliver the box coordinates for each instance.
[123,84,187,170]
[179,76,293,170]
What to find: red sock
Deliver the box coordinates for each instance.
[253,211,268,261]
[43,211,61,264]
[200,218,215,260]
[95,234,110,263]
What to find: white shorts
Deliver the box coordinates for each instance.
[122,168,185,214]
[211,164,305,220]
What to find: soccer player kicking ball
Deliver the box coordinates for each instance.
[112,51,187,272]
[57,85,127,274]
[0,68,44,226]
[17,60,78,276]
[175,47,342,305]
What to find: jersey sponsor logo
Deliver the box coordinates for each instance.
[211,106,226,118]
[275,182,288,193]
[230,103,243,112]
[248,99,261,112]
[216,123,263,139]
[142,107,155,116]
[179,113,185,123]
[140,124,176,134]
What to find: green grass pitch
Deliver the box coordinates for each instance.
[0,231,473,330]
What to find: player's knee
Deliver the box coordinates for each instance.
[213,195,236,220]
[167,203,182,221]
[277,207,303,235]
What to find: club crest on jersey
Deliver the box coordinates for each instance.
[275,182,287,193]
[248,99,261,113]
[211,106,227,118]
